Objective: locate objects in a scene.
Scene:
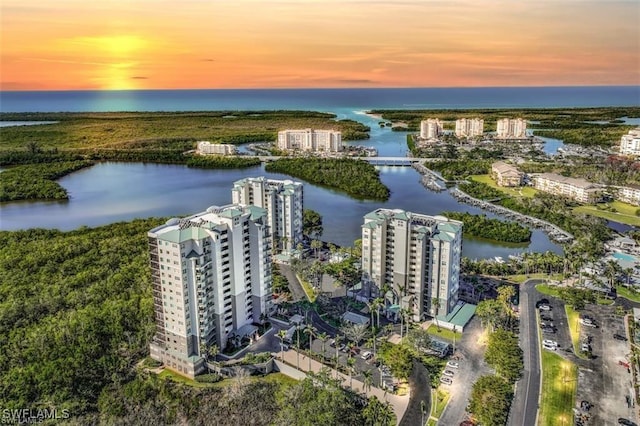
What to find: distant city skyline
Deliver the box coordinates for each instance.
[1,0,638,91]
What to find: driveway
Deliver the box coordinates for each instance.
[279,263,306,302]
[399,360,431,426]
[438,315,491,425]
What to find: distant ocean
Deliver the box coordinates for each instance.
[0,86,638,113]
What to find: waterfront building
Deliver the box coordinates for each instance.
[496,118,527,139]
[491,161,523,187]
[148,204,272,378]
[617,185,640,206]
[277,129,342,152]
[232,177,303,253]
[532,173,603,204]
[455,118,484,138]
[420,119,443,140]
[197,141,237,155]
[619,128,640,157]
[360,209,463,321]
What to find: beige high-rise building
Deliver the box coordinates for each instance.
[277,129,342,152]
[420,119,443,140]
[619,128,640,157]
[455,118,484,138]
[496,118,527,139]
[232,177,303,253]
[361,209,463,321]
[148,205,272,378]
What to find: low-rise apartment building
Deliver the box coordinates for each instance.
[197,141,238,155]
[532,173,603,203]
[361,209,463,321]
[148,204,272,378]
[491,161,523,187]
[619,128,640,157]
[455,118,484,138]
[277,129,342,152]
[496,118,527,139]
[616,185,640,206]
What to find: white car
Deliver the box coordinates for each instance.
[443,369,455,377]
[360,351,373,360]
[446,361,459,369]
[539,305,551,311]
[440,376,452,385]
[542,343,557,351]
[542,339,558,347]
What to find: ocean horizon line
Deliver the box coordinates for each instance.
[1,84,638,94]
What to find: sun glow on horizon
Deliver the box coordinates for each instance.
[1,0,638,90]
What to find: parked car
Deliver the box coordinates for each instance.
[443,369,455,377]
[581,343,590,352]
[540,315,553,321]
[440,377,453,385]
[536,299,550,308]
[446,361,459,369]
[542,339,558,347]
[361,351,373,360]
[539,305,551,311]
[614,333,628,342]
[618,418,638,426]
[543,343,557,351]
[329,339,336,347]
[338,344,347,352]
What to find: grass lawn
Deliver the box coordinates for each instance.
[158,369,218,388]
[432,388,450,418]
[296,274,317,303]
[574,203,640,227]
[535,284,562,298]
[426,324,462,342]
[617,285,640,303]
[509,273,564,284]
[539,351,577,426]
[470,174,538,198]
[564,306,587,360]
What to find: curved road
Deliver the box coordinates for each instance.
[399,360,430,426]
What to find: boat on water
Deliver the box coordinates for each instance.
[494,256,505,264]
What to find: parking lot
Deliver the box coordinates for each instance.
[573,304,636,425]
[535,296,638,425]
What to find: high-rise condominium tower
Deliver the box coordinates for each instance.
[232,177,303,253]
[148,204,272,377]
[361,209,463,321]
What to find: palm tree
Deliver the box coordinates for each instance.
[625,267,635,287]
[362,369,373,394]
[347,356,356,389]
[311,239,323,259]
[432,298,441,331]
[276,329,287,361]
[372,297,384,328]
[199,341,210,374]
[605,259,621,290]
[296,325,302,369]
[318,332,329,358]
[304,325,317,370]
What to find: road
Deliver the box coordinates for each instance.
[399,360,431,426]
[509,279,543,426]
[279,264,306,302]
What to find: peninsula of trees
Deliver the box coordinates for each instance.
[442,211,532,243]
[265,158,390,201]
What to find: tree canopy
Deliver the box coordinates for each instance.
[469,375,514,426]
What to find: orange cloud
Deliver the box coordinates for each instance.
[1,0,638,90]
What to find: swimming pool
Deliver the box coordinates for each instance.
[612,252,639,263]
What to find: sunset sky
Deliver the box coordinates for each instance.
[1,0,638,90]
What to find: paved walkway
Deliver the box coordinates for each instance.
[278,349,410,425]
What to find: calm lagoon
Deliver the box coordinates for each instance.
[0,162,560,259]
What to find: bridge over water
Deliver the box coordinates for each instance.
[257,156,432,166]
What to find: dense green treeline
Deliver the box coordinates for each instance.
[265,158,390,201]
[0,111,370,152]
[429,160,492,180]
[0,219,162,413]
[442,211,531,243]
[535,126,633,148]
[0,161,94,201]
